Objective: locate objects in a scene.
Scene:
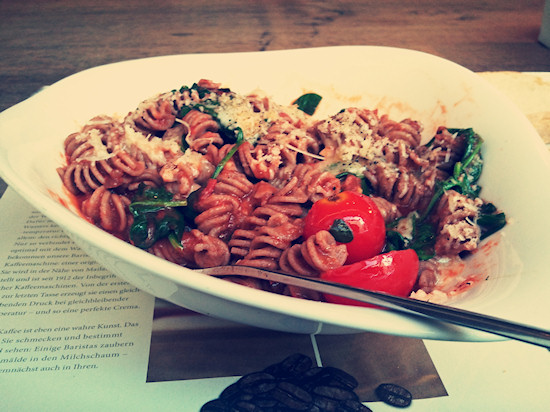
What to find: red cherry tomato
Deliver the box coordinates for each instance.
[320,249,419,307]
[303,191,386,264]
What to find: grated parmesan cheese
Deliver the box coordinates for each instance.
[215,93,311,142]
[175,148,206,170]
[395,213,415,240]
[77,129,113,162]
[122,125,181,166]
[318,110,389,165]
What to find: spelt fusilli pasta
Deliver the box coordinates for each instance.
[58,79,506,302]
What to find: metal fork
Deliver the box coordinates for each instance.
[199,265,550,350]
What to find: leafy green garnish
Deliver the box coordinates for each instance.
[136,185,173,201]
[329,219,354,243]
[179,83,213,100]
[384,229,406,252]
[177,84,220,118]
[293,93,322,115]
[385,214,436,261]
[412,128,506,253]
[420,128,484,221]
[477,202,507,240]
[335,172,373,196]
[128,186,188,249]
[212,127,244,179]
[176,83,245,152]
[178,99,219,119]
[408,216,437,260]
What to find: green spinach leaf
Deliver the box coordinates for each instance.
[128,186,188,249]
[420,128,484,221]
[385,215,436,261]
[293,93,322,115]
[477,202,506,240]
[212,127,244,179]
[329,219,354,243]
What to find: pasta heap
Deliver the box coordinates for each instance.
[58,79,506,302]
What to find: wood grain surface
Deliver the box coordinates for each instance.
[1,0,549,112]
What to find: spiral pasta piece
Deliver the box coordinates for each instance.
[194,170,254,240]
[64,132,94,161]
[64,116,125,162]
[181,229,231,268]
[370,196,402,223]
[227,179,305,260]
[238,114,321,184]
[246,93,271,112]
[237,214,303,270]
[130,96,176,132]
[125,169,164,191]
[314,107,379,156]
[433,190,482,255]
[159,152,214,198]
[379,139,430,169]
[363,163,432,212]
[81,186,131,233]
[170,80,222,113]
[181,109,224,153]
[422,126,468,177]
[237,142,283,181]
[149,230,230,268]
[59,151,146,195]
[263,118,320,155]
[340,174,363,193]
[227,226,257,261]
[377,114,422,148]
[204,143,238,172]
[194,199,238,240]
[262,118,321,156]
[279,230,348,276]
[229,202,304,257]
[247,190,305,227]
[291,163,341,203]
[148,238,187,265]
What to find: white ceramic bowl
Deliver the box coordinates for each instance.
[1,47,549,341]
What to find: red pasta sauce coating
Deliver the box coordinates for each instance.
[57,80,502,303]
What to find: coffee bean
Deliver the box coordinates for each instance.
[312,385,358,402]
[271,381,313,410]
[219,385,254,408]
[300,366,359,393]
[301,366,327,379]
[238,372,277,395]
[250,395,279,408]
[375,383,413,408]
[266,353,313,379]
[230,400,264,412]
[321,367,359,390]
[200,398,229,412]
[299,366,331,388]
[312,394,340,411]
[201,354,376,412]
[220,382,242,402]
[336,399,373,412]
